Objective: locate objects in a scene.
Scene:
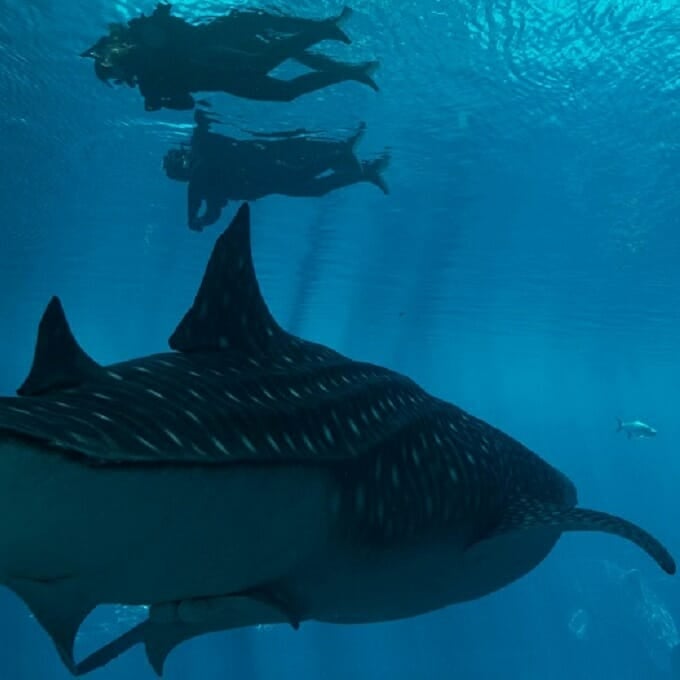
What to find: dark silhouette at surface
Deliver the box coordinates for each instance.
[81,3,379,111]
[163,111,390,231]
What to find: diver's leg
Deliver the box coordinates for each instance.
[293,51,352,72]
[238,65,379,102]
[225,7,352,54]
[360,153,391,195]
[250,15,353,73]
[281,172,359,198]
[231,7,352,39]
[282,153,391,198]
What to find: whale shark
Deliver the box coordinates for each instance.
[0,204,673,676]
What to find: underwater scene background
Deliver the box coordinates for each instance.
[1,0,680,678]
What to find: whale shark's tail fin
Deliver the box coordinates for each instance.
[560,507,675,575]
[482,497,676,575]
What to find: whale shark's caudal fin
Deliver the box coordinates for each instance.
[169,203,288,356]
[480,497,676,575]
[17,296,104,396]
[554,507,675,574]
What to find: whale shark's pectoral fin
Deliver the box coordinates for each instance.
[75,593,293,677]
[478,497,676,575]
[17,296,105,396]
[8,576,95,674]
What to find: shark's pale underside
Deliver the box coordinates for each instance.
[0,204,673,676]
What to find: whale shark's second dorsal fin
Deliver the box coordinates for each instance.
[169,203,287,356]
[17,297,105,396]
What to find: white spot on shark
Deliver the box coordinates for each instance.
[425,495,434,517]
[212,438,229,455]
[241,435,256,453]
[377,500,385,525]
[8,406,32,415]
[107,371,124,381]
[136,435,159,452]
[391,466,400,488]
[303,434,315,453]
[146,389,165,400]
[164,429,182,446]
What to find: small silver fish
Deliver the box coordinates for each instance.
[617,418,657,439]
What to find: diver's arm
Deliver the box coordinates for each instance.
[187,179,203,230]
[200,195,225,229]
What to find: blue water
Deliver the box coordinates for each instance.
[1,0,679,678]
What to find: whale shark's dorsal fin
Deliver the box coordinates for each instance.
[17,296,104,396]
[169,203,287,355]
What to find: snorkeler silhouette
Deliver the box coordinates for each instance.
[81,3,379,111]
[163,111,390,231]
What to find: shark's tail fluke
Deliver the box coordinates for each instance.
[561,507,676,575]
